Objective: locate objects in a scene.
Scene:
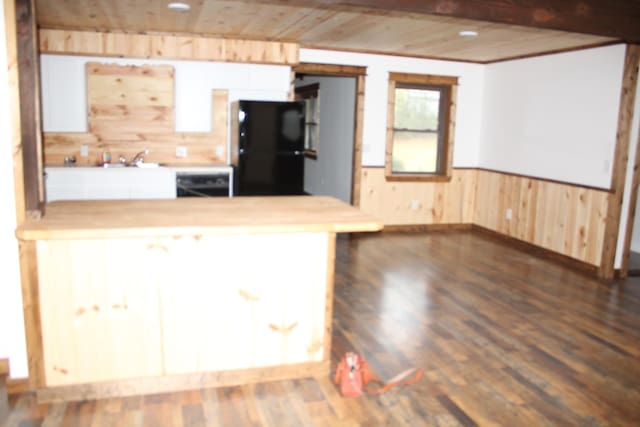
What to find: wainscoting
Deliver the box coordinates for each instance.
[359,167,610,267]
[359,167,477,226]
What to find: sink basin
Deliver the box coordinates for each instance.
[101,162,162,168]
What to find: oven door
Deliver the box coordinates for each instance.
[176,173,230,197]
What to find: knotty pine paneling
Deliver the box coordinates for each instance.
[39,29,299,65]
[34,1,615,63]
[87,63,175,134]
[359,167,477,225]
[44,62,229,166]
[360,167,609,267]
[44,123,228,166]
[473,169,609,266]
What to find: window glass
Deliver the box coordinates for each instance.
[392,87,442,173]
[385,73,457,180]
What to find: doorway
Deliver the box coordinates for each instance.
[293,63,366,206]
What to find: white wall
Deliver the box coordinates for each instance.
[299,49,485,167]
[480,44,626,189]
[299,76,355,203]
[40,55,291,132]
[0,1,28,378]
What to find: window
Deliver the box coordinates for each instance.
[295,83,320,159]
[385,72,458,181]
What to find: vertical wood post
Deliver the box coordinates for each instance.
[619,53,640,278]
[16,0,43,217]
[599,44,640,280]
[351,74,365,207]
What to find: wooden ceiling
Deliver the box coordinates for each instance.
[34,0,638,63]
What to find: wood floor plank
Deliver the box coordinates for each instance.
[5,231,640,426]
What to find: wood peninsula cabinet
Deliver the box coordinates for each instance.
[16,197,382,402]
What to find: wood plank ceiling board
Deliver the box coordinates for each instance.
[34,0,619,63]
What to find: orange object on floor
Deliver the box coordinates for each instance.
[334,352,422,397]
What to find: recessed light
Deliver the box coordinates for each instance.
[168,2,190,11]
[459,30,479,38]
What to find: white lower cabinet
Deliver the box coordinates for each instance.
[44,167,176,201]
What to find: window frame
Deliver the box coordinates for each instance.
[295,83,320,159]
[385,72,458,182]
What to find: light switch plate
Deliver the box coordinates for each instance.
[176,146,188,158]
[80,145,89,157]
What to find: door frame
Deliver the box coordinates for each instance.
[291,63,367,206]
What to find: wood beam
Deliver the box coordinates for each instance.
[599,44,640,280]
[242,0,640,41]
[16,0,43,217]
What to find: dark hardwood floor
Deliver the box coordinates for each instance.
[627,250,640,276]
[4,231,640,426]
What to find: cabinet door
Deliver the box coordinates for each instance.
[37,239,166,386]
[248,233,329,368]
[160,233,330,375]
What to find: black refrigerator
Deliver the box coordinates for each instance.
[235,100,306,196]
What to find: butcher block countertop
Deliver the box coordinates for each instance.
[16,196,384,240]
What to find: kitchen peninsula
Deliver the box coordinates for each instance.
[16,196,383,403]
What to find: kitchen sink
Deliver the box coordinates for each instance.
[102,162,162,168]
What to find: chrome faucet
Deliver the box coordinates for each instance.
[129,149,149,166]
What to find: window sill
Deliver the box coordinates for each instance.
[304,150,318,159]
[385,173,451,182]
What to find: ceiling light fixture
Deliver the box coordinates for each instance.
[167,2,191,11]
[459,30,479,38]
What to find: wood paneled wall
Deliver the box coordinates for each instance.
[359,167,477,225]
[359,167,609,266]
[473,170,609,266]
[39,29,299,65]
[44,62,229,166]
[87,63,175,134]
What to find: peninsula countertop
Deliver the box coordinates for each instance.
[16,196,384,240]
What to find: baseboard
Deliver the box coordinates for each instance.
[0,358,32,396]
[472,225,599,277]
[6,379,30,395]
[37,360,330,403]
[383,223,472,232]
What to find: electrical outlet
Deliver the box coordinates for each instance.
[176,146,188,158]
[506,208,513,220]
[80,145,89,157]
[215,146,224,158]
[411,200,421,210]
